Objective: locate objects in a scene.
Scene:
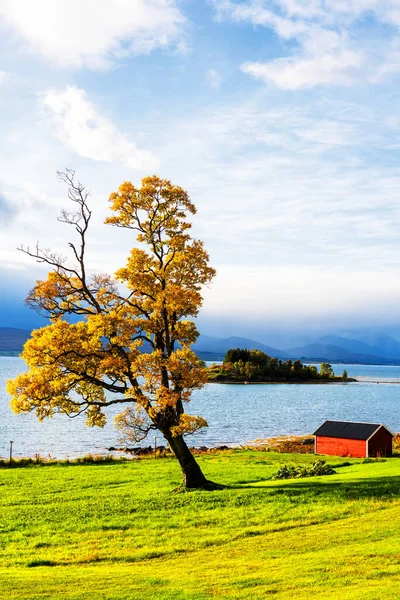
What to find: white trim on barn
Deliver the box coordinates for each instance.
[365,424,395,440]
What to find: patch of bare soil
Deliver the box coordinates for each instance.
[247,435,315,454]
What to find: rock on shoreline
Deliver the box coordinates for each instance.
[107,436,315,456]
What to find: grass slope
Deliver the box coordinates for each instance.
[1,451,400,599]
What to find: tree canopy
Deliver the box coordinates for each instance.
[7,171,216,489]
[319,363,334,378]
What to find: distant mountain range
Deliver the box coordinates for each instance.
[194,333,400,364]
[286,334,400,364]
[192,335,288,359]
[286,343,393,365]
[3,327,400,365]
[0,327,31,352]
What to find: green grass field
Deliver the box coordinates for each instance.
[1,450,400,599]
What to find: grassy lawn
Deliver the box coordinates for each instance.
[1,450,400,599]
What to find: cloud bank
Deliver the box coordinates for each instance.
[0,0,186,69]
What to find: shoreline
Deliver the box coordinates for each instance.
[0,437,313,462]
[207,378,357,385]
[2,431,399,462]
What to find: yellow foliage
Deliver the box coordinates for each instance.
[170,414,208,437]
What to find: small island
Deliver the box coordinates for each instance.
[206,348,356,384]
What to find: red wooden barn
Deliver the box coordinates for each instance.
[313,420,394,458]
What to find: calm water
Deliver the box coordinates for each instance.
[1,357,400,458]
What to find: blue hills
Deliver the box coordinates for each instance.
[192,333,400,364]
[2,327,400,364]
[287,334,400,364]
[0,327,31,353]
[192,335,288,360]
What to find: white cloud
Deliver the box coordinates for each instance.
[213,0,400,89]
[0,0,186,69]
[214,0,400,31]
[206,68,222,88]
[213,0,309,39]
[242,50,364,89]
[41,85,158,170]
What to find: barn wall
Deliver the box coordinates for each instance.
[316,436,366,458]
[368,428,393,457]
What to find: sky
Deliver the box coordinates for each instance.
[1,0,400,347]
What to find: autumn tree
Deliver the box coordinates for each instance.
[320,363,334,378]
[7,171,217,489]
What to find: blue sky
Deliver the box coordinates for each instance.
[2,0,400,346]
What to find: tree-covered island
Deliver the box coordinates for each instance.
[206,349,356,383]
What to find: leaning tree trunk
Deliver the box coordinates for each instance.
[165,434,219,489]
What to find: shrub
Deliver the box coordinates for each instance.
[271,460,336,480]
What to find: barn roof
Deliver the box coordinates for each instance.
[313,420,394,440]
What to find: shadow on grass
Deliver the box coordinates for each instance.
[229,475,400,501]
[26,559,57,568]
[226,475,400,500]
[284,475,399,497]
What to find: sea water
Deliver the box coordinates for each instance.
[1,357,400,458]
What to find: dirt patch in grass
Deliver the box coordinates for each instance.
[247,435,315,454]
